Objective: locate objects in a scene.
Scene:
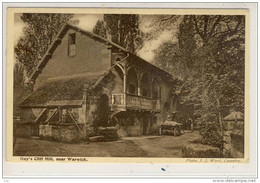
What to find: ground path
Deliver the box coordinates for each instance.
[14,131,200,157]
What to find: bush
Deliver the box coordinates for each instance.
[199,122,224,149]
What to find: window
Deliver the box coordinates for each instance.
[128,84,136,94]
[68,33,76,45]
[153,91,158,99]
[142,88,148,97]
[68,33,76,56]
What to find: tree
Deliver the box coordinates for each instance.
[93,20,107,39]
[13,61,27,117]
[93,14,143,53]
[191,15,245,118]
[152,15,245,155]
[153,15,245,121]
[14,13,74,77]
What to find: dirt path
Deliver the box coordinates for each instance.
[125,131,200,157]
[14,131,199,157]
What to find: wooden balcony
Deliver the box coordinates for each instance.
[111,93,161,112]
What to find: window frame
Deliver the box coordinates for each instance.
[68,33,76,57]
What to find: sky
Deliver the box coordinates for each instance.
[14,13,175,62]
[14,14,26,46]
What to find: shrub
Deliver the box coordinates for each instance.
[199,122,224,150]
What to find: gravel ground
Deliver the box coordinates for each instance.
[14,131,200,157]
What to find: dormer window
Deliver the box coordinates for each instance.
[68,33,76,56]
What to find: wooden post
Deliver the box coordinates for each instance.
[150,77,153,98]
[123,73,127,106]
[69,113,89,143]
[83,85,89,124]
[138,79,141,96]
[28,123,31,137]
[58,107,61,122]
[137,71,141,96]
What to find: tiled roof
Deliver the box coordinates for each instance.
[223,111,244,121]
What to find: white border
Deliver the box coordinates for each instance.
[2,2,258,178]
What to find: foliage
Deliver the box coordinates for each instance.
[14,13,74,76]
[142,15,181,40]
[93,20,107,39]
[152,15,245,151]
[93,14,143,53]
[199,122,224,149]
[13,62,27,117]
[153,15,245,122]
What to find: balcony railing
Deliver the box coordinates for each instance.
[111,93,161,112]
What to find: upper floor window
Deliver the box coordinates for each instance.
[127,68,138,95]
[128,84,136,94]
[140,73,151,98]
[153,91,158,100]
[152,79,161,100]
[68,33,76,56]
[142,88,149,97]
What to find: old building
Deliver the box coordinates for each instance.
[18,23,181,140]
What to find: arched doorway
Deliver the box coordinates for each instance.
[140,73,151,97]
[112,65,124,93]
[98,94,110,127]
[162,102,170,122]
[152,78,161,100]
[142,113,151,135]
[127,68,138,95]
[126,113,141,136]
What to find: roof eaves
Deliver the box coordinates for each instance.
[130,53,173,78]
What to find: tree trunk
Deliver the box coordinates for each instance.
[216,97,224,157]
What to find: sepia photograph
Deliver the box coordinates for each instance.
[7,7,249,162]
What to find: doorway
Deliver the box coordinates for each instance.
[142,114,151,135]
[98,94,110,127]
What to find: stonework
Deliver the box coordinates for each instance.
[182,143,221,158]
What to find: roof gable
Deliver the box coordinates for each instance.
[29,23,128,82]
[223,111,244,121]
[29,23,172,83]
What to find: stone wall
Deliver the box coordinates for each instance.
[15,123,31,138]
[223,121,244,158]
[230,129,244,158]
[15,122,39,138]
[182,142,221,158]
[39,123,86,143]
